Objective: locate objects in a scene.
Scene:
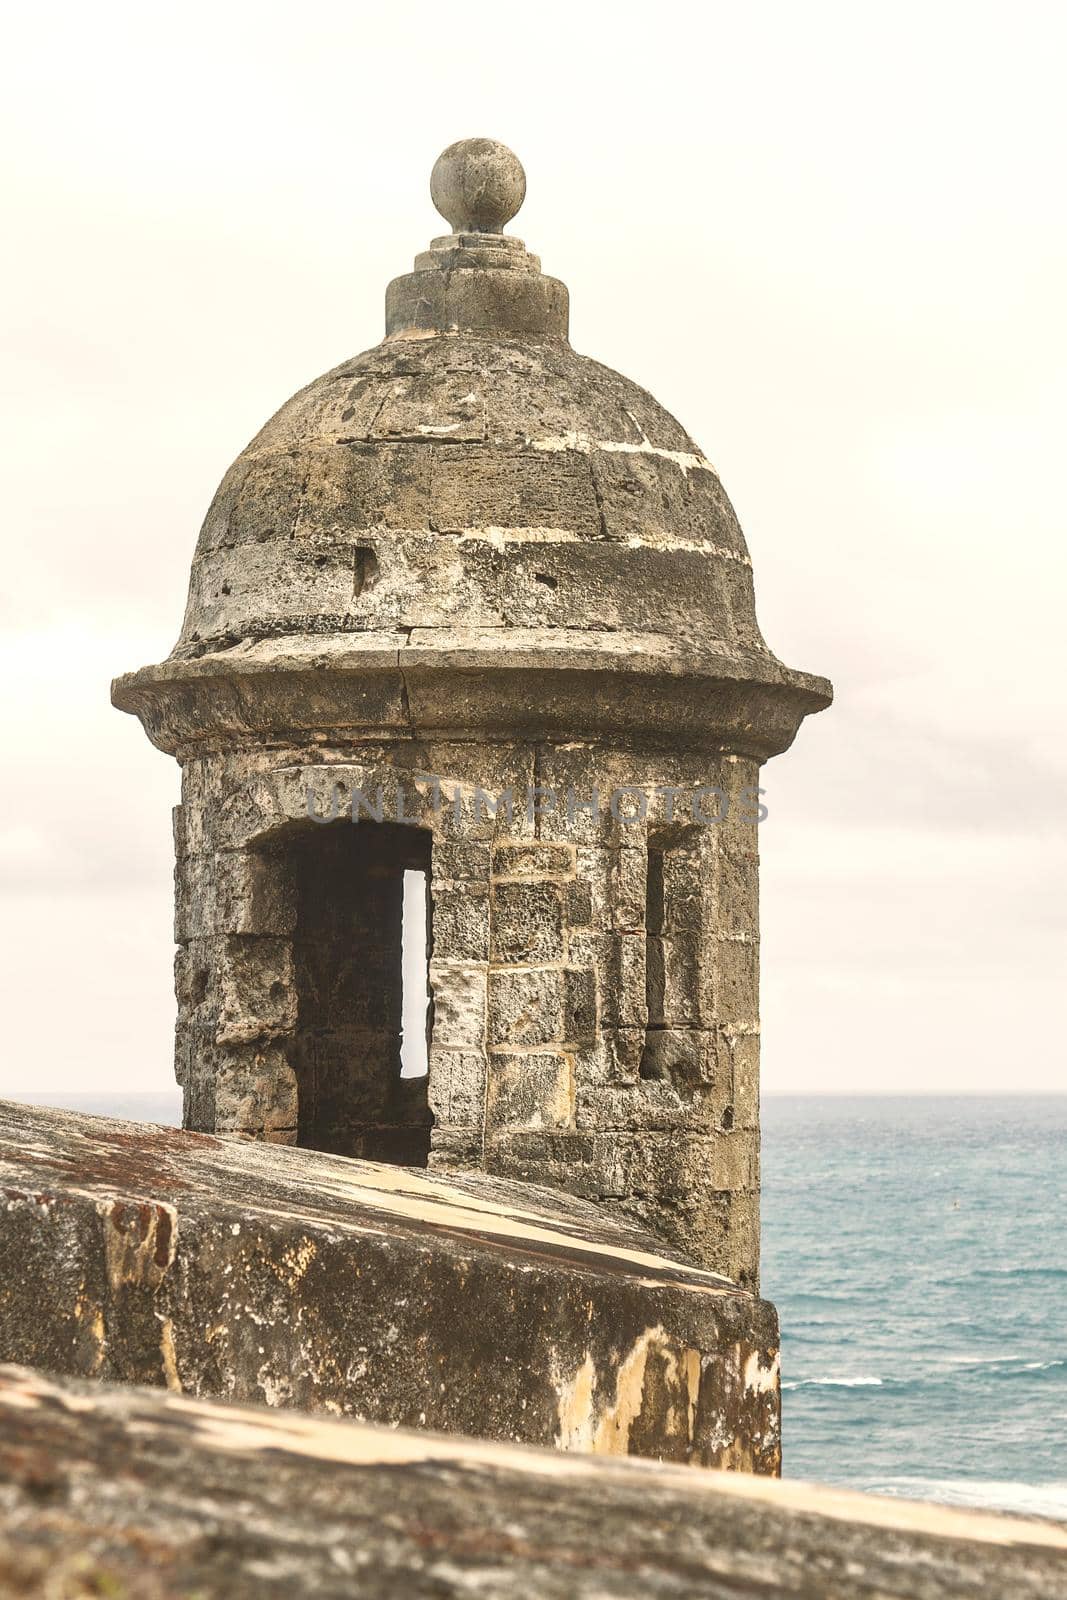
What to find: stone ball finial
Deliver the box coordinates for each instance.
[430,138,527,235]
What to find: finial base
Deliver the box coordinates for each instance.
[414,233,540,275]
[385,265,569,340]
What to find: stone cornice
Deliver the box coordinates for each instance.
[112,630,832,760]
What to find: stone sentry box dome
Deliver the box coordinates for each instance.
[114,139,831,1288]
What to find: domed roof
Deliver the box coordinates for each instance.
[177,333,764,660]
[115,140,830,756]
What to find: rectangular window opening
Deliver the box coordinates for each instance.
[400,868,430,1079]
[641,825,701,1082]
[287,820,432,1165]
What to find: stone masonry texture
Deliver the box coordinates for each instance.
[1,1364,1064,1600]
[0,1100,780,1471]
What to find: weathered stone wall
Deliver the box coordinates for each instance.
[0,1102,779,1471]
[174,740,761,1285]
[2,1364,1064,1600]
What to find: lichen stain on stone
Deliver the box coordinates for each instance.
[72,1295,107,1375]
[274,1236,317,1286]
[554,1326,705,1461]
[158,1318,182,1392]
[684,1346,702,1440]
[717,1434,760,1473]
[743,1347,779,1395]
[256,1364,293,1407]
[555,1352,596,1451]
[100,1198,178,1293]
[96,1201,185,1391]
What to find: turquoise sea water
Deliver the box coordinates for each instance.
[762,1095,1067,1520]
[7,1091,1065,1519]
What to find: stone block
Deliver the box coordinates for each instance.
[432,881,491,962]
[729,1030,760,1129]
[616,933,647,1029]
[638,1027,707,1086]
[718,846,759,939]
[431,840,491,882]
[699,1127,759,1194]
[224,446,308,549]
[565,875,593,927]
[574,845,610,919]
[299,441,432,533]
[609,848,646,931]
[427,1047,487,1126]
[428,962,487,1048]
[592,1131,755,1279]
[486,1051,574,1132]
[715,937,759,1026]
[191,454,249,556]
[716,755,763,847]
[429,446,601,536]
[569,931,645,1029]
[718,1186,761,1290]
[527,746,612,847]
[575,1028,645,1087]
[562,966,597,1045]
[175,849,297,941]
[427,1124,484,1168]
[577,1082,684,1134]
[491,841,574,879]
[589,449,697,546]
[657,934,705,1028]
[582,1132,634,1199]
[660,843,707,931]
[490,880,564,963]
[429,777,523,845]
[175,936,296,1045]
[485,1129,596,1180]
[172,803,191,860]
[488,967,563,1047]
[371,374,486,443]
[213,1044,298,1143]
[205,776,291,851]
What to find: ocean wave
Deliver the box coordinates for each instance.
[955,1357,1067,1381]
[776,1292,864,1309]
[783,1358,1067,1395]
[861,1476,1067,1522]
[964,1265,1067,1283]
[783,1376,885,1390]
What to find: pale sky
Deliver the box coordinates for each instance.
[1,0,1064,1097]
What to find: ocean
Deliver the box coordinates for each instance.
[762,1095,1067,1520]
[6,1090,1065,1520]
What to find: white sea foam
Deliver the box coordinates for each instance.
[862,1477,1067,1523]
[782,1376,884,1390]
